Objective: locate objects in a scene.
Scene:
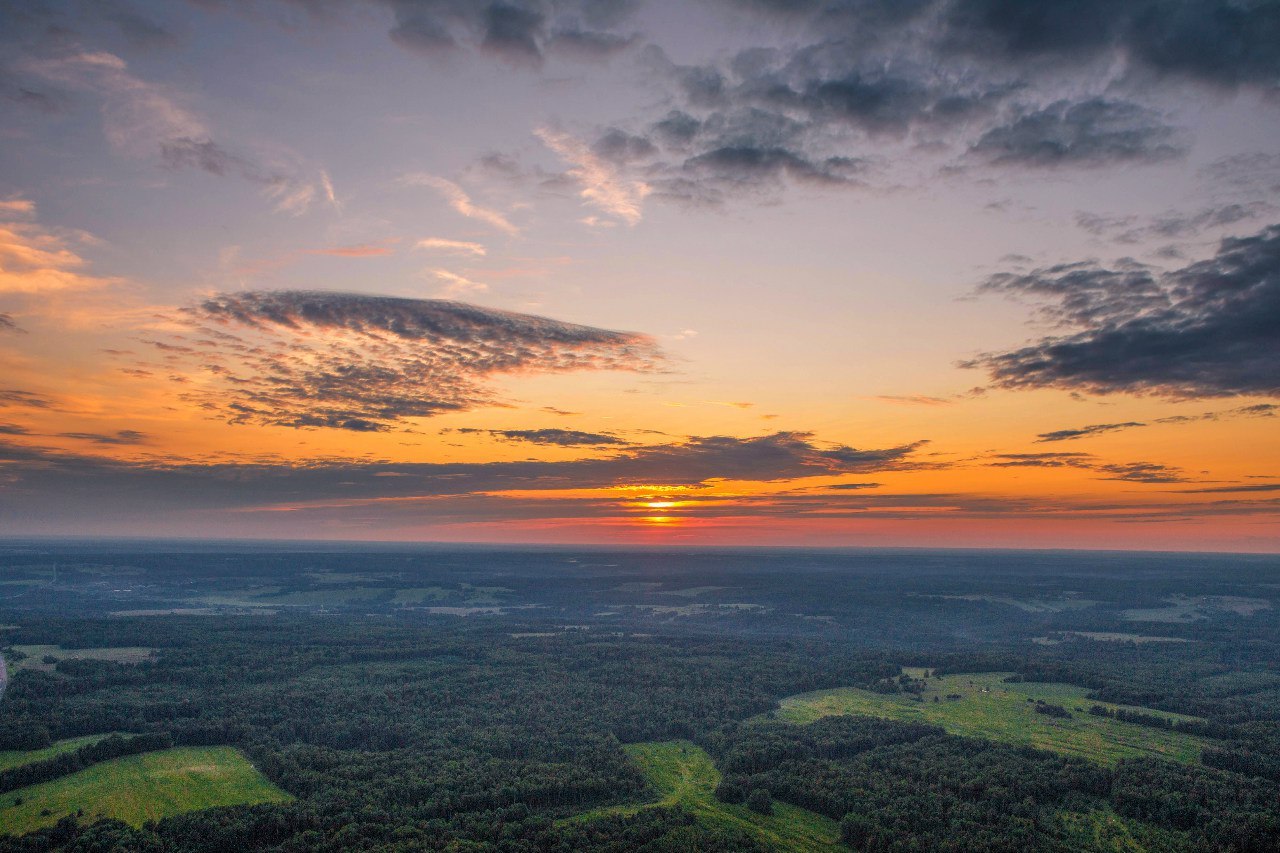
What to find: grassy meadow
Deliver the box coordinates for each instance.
[569,741,841,852]
[0,746,291,835]
[772,671,1212,765]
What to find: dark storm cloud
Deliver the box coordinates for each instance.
[1035,422,1146,442]
[141,290,664,431]
[968,99,1184,168]
[454,427,631,446]
[966,225,1280,398]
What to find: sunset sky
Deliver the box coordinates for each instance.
[1,0,1278,550]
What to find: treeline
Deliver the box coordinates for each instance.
[1087,705,1231,738]
[701,715,1280,853]
[0,733,172,795]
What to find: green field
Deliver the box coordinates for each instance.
[8,645,155,673]
[772,671,1212,765]
[0,746,292,835]
[0,736,112,773]
[570,741,841,852]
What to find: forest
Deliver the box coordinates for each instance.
[0,543,1276,851]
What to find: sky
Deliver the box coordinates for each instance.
[0,0,1278,550]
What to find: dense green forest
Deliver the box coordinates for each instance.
[0,544,1277,851]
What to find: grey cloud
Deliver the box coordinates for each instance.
[988,452,1095,468]
[56,429,150,446]
[1093,461,1188,483]
[1176,483,1280,494]
[986,452,1188,482]
[1155,403,1277,424]
[738,0,1280,90]
[161,138,263,180]
[146,290,664,431]
[966,224,1280,398]
[0,430,926,520]
[455,427,631,446]
[0,313,21,333]
[546,28,636,60]
[0,389,53,409]
[1035,422,1145,442]
[1077,202,1274,244]
[379,0,637,65]
[969,99,1184,168]
[105,6,177,51]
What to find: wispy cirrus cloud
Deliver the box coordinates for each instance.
[23,51,329,215]
[535,126,651,226]
[415,237,487,256]
[129,290,664,432]
[0,202,120,295]
[1036,422,1146,442]
[401,174,520,235]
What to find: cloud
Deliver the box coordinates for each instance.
[142,290,664,431]
[0,199,36,217]
[966,224,1280,398]
[1092,461,1188,483]
[415,237,487,256]
[987,452,1096,468]
[0,313,20,333]
[535,127,650,225]
[0,211,122,295]
[0,430,926,525]
[986,452,1188,482]
[1035,422,1145,442]
[1177,483,1280,494]
[379,0,639,66]
[969,99,1184,168]
[875,395,954,406]
[310,243,396,257]
[23,52,325,215]
[402,174,520,235]
[0,389,53,409]
[1154,403,1277,424]
[56,429,150,446]
[430,269,489,297]
[455,427,630,446]
[736,0,1280,90]
[1076,202,1274,244]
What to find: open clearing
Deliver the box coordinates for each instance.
[0,746,292,835]
[0,736,112,773]
[8,645,154,673]
[772,671,1212,765]
[1055,809,1194,852]
[1122,595,1271,622]
[569,741,840,852]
